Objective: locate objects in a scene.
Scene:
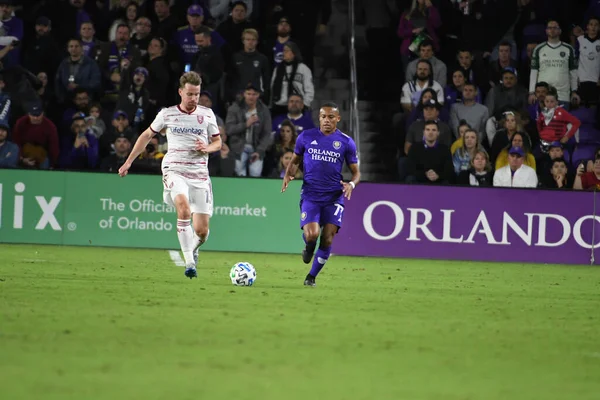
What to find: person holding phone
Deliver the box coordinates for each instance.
[59,112,99,169]
[574,153,600,190]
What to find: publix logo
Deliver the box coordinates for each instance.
[0,182,62,230]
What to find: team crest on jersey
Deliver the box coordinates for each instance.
[301,212,307,221]
[197,115,204,124]
[596,45,600,52]
[333,141,341,149]
[253,60,259,67]
[560,51,566,58]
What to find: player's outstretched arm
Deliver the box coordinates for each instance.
[281,153,301,193]
[118,128,156,177]
[341,163,360,200]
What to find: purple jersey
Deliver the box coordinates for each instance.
[173,26,226,66]
[81,39,95,57]
[294,128,358,205]
[0,16,23,68]
[272,111,316,136]
[273,40,286,65]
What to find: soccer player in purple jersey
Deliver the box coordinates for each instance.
[281,102,360,287]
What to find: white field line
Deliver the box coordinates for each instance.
[168,250,186,267]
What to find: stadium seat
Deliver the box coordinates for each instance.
[577,125,600,145]
[571,143,598,168]
[570,107,596,125]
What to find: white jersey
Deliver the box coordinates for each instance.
[150,105,220,182]
[577,35,600,83]
[530,41,578,101]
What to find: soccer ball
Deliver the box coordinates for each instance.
[230,262,257,286]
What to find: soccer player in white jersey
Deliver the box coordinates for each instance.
[529,20,580,107]
[118,71,222,279]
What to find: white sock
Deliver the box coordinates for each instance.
[192,233,201,250]
[176,219,195,265]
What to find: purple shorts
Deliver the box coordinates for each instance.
[299,199,345,230]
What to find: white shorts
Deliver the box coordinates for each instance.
[162,173,213,216]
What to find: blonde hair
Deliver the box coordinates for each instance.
[179,71,202,88]
[499,111,524,133]
[242,28,259,40]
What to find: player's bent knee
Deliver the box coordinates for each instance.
[307,233,319,243]
[304,227,320,243]
[195,226,209,239]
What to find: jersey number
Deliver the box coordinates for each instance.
[334,203,344,223]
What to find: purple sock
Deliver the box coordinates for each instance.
[302,233,317,254]
[309,245,331,277]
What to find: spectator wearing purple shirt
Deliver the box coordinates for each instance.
[59,112,99,170]
[173,5,225,71]
[271,93,315,137]
[79,21,106,58]
[61,88,90,132]
[91,23,142,99]
[0,0,23,68]
[527,81,549,135]
[262,16,294,67]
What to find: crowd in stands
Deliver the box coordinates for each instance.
[363,0,600,190]
[5,0,600,192]
[0,0,330,179]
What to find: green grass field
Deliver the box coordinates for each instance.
[1,244,599,400]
